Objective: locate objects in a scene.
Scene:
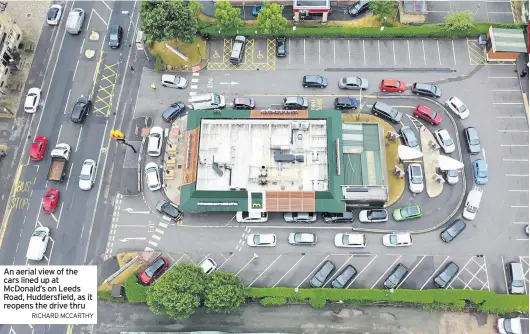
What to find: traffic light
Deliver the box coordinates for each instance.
[110,129,124,140]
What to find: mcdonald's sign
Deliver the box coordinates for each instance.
[110,129,125,140]
[252,202,262,208]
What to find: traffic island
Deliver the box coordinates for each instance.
[419,126,443,198]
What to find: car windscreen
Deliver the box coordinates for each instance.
[458,103,468,113]
[32,230,46,237]
[214,94,221,105]
[48,8,58,20]
[370,211,386,219]
[162,203,180,217]
[389,235,398,244]
[402,207,418,217]
[80,168,91,180]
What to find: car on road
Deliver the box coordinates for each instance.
[303,75,328,88]
[288,232,317,246]
[525,225,529,236]
[472,159,488,185]
[334,97,359,110]
[161,74,188,89]
[162,101,186,122]
[145,162,161,191]
[382,233,413,247]
[407,163,424,194]
[236,211,268,223]
[247,233,277,247]
[199,258,217,274]
[383,263,408,289]
[443,169,459,185]
[434,129,455,154]
[309,260,335,288]
[108,25,122,48]
[233,97,256,110]
[276,37,287,57]
[433,262,459,288]
[413,104,442,125]
[252,4,265,16]
[24,87,41,114]
[331,265,357,289]
[348,0,370,17]
[283,96,309,110]
[371,101,403,123]
[379,79,406,92]
[445,96,469,119]
[147,126,164,157]
[323,211,354,223]
[338,76,368,90]
[155,200,183,221]
[42,188,59,213]
[358,209,388,223]
[79,159,97,190]
[464,127,481,154]
[334,233,366,248]
[70,95,91,123]
[26,226,51,261]
[30,136,47,161]
[411,82,442,98]
[138,257,169,285]
[392,205,422,221]
[440,219,466,243]
[400,126,419,150]
[284,212,317,223]
[47,4,63,25]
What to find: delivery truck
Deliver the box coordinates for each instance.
[47,143,71,181]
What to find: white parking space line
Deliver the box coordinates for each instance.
[347,40,351,64]
[371,256,401,289]
[501,144,529,147]
[236,256,256,277]
[333,40,336,64]
[303,39,306,64]
[422,40,426,65]
[489,76,518,79]
[217,253,234,270]
[461,258,489,290]
[272,255,305,287]
[297,255,330,288]
[491,89,520,92]
[346,255,378,289]
[407,40,411,65]
[513,221,529,224]
[509,190,529,192]
[506,174,529,177]
[517,238,529,241]
[378,40,381,65]
[498,130,529,133]
[493,102,524,105]
[519,257,529,294]
[247,254,283,288]
[100,0,111,11]
[288,39,291,65]
[397,256,426,290]
[451,40,456,65]
[511,205,529,208]
[197,254,210,267]
[393,41,396,65]
[496,116,527,119]
[318,39,321,65]
[421,256,450,290]
[323,255,353,288]
[501,256,510,294]
[504,158,529,161]
[363,40,366,64]
[437,40,441,65]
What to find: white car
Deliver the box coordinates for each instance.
[358,209,388,223]
[445,96,469,119]
[334,233,366,248]
[147,126,164,157]
[434,129,455,154]
[145,162,161,191]
[246,233,277,247]
[46,4,63,25]
[79,159,97,190]
[444,169,459,185]
[407,163,424,194]
[199,258,217,274]
[161,74,188,89]
[236,211,268,223]
[382,233,413,247]
[26,226,50,261]
[24,87,41,113]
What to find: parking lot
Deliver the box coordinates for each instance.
[426,0,516,24]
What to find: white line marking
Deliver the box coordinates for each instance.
[421,256,450,290]
[297,255,330,288]
[451,40,456,65]
[498,130,529,133]
[65,163,73,190]
[148,240,158,247]
[191,78,199,83]
[333,39,335,64]
[236,256,256,276]
[493,102,524,105]
[347,40,350,65]
[517,238,529,241]
[92,9,108,27]
[513,221,529,224]
[407,40,411,65]
[488,76,518,79]
[371,256,401,289]
[248,255,282,287]
[100,0,111,11]
[155,228,165,235]
[511,205,529,208]
[363,40,366,64]
[56,125,63,146]
[303,39,306,64]
[490,89,520,92]
[506,174,529,177]
[190,85,198,89]
[158,222,168,228]
[392,40,396,65]
[496,116,526,119]
[73,59,80,80]
[272,255,305,287]
[318,39,321,65]
[422,40,426,65]
[217,253,234,270]
[378,40,381,65]
[75,127,83,152]
[437,40,441,65]
[508,190,529,192]
[396,256,426,289]
[346,255,378,289]
[192,72,200,77]
[144,247,154,252]
[501,144,529,147]
[189,91,197,96]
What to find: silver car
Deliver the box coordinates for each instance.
[338,76,368,90]
[284,212,317,223]
[408,163,424,193]
[434,129,455,154]
[79,159,97,190]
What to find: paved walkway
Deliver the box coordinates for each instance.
[419,126,443,198]
[163,117,188,205]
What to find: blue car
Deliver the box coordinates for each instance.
[252,4,265,16]
[473,159,488,185]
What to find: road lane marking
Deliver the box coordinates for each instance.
[493,102,524,105]
[511,205,529,208]
[371,255,401,289]
[247,254,282,288]
[396,255,426,290]
[501,144,529,147]
[73,59,80,81]
[151,234,161,241]
[297,255,330,288]
[323,254,353,288]
[407,40,411,65]
[79,38,86,55]
[506,174,529,177]
[148,240,158,247]
[303,39,306,64]
[272,255,305,287]
[508,190,528,192]
[498,129,529,133]
[392,40,396,65]
[56,124,63,147]
[47,238,55,265]
[75,127,83,152]
[155,228,165,235]
[65,162,74,190]
[346,255,378,289]
[421,256,450,290]
[318,39,321,65]
[347,40,350,64]
[91,9,108,27]
[158,222,168,228]
[100,0,111,11]
[333,40,335,64]
[63,89,71,114]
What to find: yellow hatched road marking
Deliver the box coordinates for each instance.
[208,38,275,71]
[92,60,120,116]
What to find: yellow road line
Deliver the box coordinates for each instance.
[0,164,24,247]
[66,324,73,334]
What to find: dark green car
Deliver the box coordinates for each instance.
[392,205,422,221]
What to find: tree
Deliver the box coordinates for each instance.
[215,0,243,30]
[256,3,288,35]
[146,264,207,320]
[140,0,198,43]
[444,10,474,31]
[204,271,246,313]
[369,0,398,22]
[188,0,203,16]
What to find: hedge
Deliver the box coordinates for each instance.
[124,275,148,303]
[260,297,287,306]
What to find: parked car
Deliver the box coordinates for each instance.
[108,25,122,48]
[379,79,406,92]
[236,211,268,223]
[358,209,388,223]
[443,169,459,185]
[433,262,459,288]
[147,126,164,157]
[382,233,413,247]
[411,82,442,97]
[288,232,317,246]
[309,260,335,288]
[338,76,368,90]
[24,87,41,113]
[145,162,161,191]
[284,212,317,223]
[334,97,359,110]
[331,265,357,289]
[445,96,469,119]
[42,188,59,213]
[434,129,455,154]
[393,205,422,221]
[383,263,408,289]
[302,75,328,88]
[70,95,91,123]
[371,101,403,123]
[47,4,63,25]
[413,104,441,125]
[525,225,529,236]
[247,233,277,247]
[138,257,169,285]
[30,136,47,161]
[323,211,354,223]
[155,200,183,221]
[276,37,287,57]
[233,97,256,109]
[161,102,186,122]
[334,233,366,248]
[79,159,97,190]
[464,127,481,154]
[252,4,265,16]
[283,96,309,109]
[199,258,217,274]
[400,126,420,150]
[161,74,188,89]
[348,0,370,17]
[473,159,489,185]
[407,163,424,194]
[440,219,466,242]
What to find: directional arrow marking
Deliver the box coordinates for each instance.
[123,208,151,214]
[119,237,147,242]
[219,82,239,85]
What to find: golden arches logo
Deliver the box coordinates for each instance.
[252,203,262,208]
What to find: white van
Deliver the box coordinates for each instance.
[65,8,85,35]
[189,93,226,110]
[463,187,483,221]
[26,227,50,261]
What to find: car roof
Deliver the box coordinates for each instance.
[258,234,275,243]
[346,233,364,243]
[416,104,432,113]
[466,127,478,136]
[449,96,463,105]
[415,83,433,90]
[234,97,251,103]
[150,126,163,135]
[297,232,315,241]
[395,233,411,242]
[81,162,93,173]
[437,129,450,138]
[383,79,399,85]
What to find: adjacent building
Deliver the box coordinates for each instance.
[0,13,22,95]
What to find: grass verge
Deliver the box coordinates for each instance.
[151,36,206,68]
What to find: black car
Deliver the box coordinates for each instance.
[108,25,122,49]
[233,97,256,109]
[334,97,359,110]
[440,219,466,242]
[372,101,403,123]
[411,83,442,98]
[155,200,183,221]
[464,127,481,154]
[162,102,186,122]
[348,0,370,17]
[400,126,419,150]
[283,96,309,110]
[302,75,328,88]
[433,262,459,288]
[309,260,335,288]
[331,265,357,289]
[322,211,355,223]
[276,37,287,57]
[383,263,408,289]
[70,95,91,123]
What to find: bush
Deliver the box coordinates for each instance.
[444,10,474,31]
[124,275,148,303]
[150,50,165,72]
[260,297,287,306]
[309,297,327,308]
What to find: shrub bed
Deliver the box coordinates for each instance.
[260,297,287,306]
[124,275,148,303]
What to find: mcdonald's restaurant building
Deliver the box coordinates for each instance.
[177,109,389,213]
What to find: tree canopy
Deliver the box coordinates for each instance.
[443,10,474,31]
[204,271,246,313]
[140,0,198,43]
[215,0,243,30]
[257,3,289,35]
[369,0,398,22]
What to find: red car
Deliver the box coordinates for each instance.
[42,188,59,213]
[30,136,47,161]
[138,257,169,285]
[413,104,442,125]
[379,79,407,93]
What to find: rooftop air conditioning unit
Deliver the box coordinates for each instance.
[301,122,309,131]
[291,121,300,130]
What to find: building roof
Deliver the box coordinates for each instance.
[293,0,330,9]
[402,0,427,14]
[490,27,528,53]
